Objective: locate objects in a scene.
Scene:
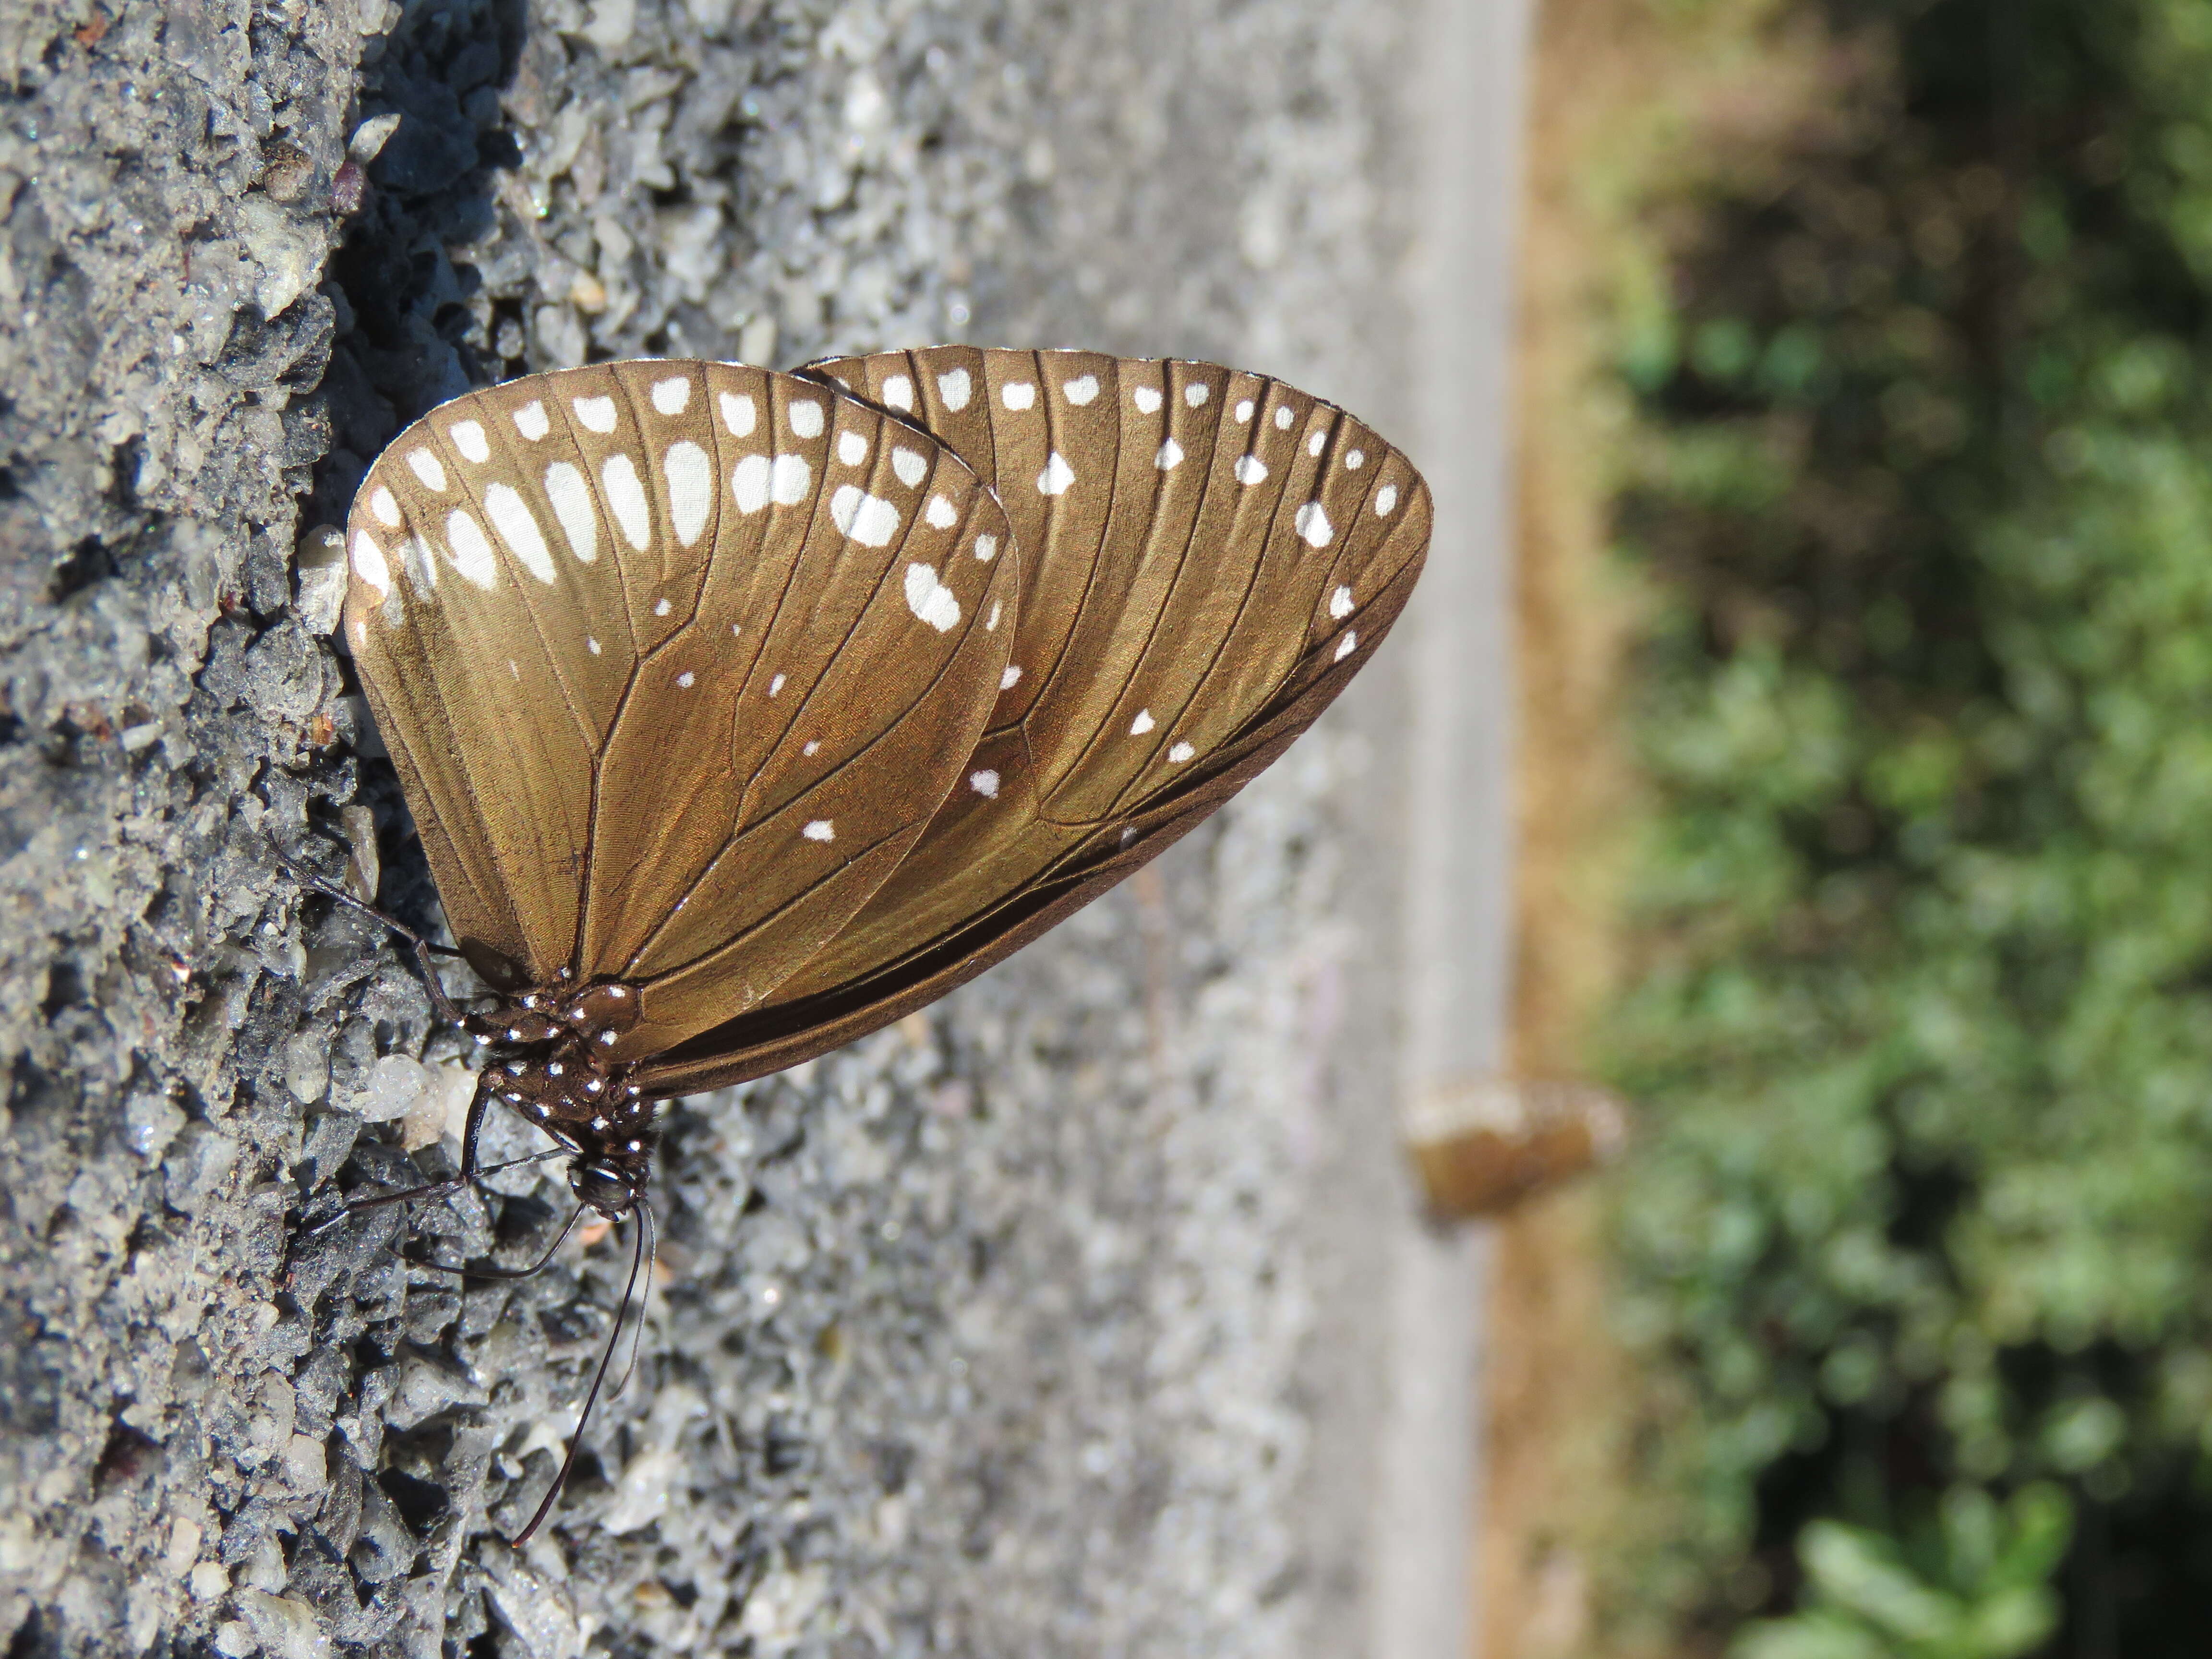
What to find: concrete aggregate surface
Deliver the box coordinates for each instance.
[0,0,1452,1654]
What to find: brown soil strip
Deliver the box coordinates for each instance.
[1484,2,1824,1654]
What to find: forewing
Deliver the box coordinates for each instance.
[639,347,1428,1093]
[341,361,1016,1058]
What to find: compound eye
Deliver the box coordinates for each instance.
[568,1158,635,1217]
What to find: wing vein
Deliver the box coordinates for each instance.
[620,487,997,973]
[1095,387,1333,819]
[1038,360,1224,810]
[558,381,654,976]
[634,816,920,988]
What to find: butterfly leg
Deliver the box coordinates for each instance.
[404,1197,587,1282]
[279,854,480,1028]
[304,1065,501,1235]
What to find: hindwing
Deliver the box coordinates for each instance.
[637,348,1430,1091]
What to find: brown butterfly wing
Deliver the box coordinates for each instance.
[638,348,1429,1093]
[342,361,1018,1061]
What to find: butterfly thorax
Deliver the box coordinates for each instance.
[466,978,656,1216]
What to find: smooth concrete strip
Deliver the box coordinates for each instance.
[1372,0,1533,1656]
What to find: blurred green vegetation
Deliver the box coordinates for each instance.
[1603,0,2212,1648]
[1732,1485,2072,1659]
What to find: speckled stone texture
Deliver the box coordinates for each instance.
[0,1,1430,1654]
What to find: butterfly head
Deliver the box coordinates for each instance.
[567,1151,648,1218]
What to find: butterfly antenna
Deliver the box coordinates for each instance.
[510,1208,649,1547]
[608,1203,658,1402]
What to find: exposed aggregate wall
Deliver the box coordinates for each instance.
[0,2,1429,1654]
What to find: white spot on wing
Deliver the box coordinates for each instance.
[1275,405,1294,430]
[1335,631,1358,661]
[1132,385,1163,413]
[602,454,651,550]
[1185,382,1210,407]
[1155,439,1184,470]
[449,420,490,463]
[770,454,812,505]
[545,462,597,562]
[1375,483,1399,515]
[1002,382,1036,410]
[350,531,390,595]
[802,819,834,842]
[573,395,618,433]
[1235,399,1254,424]
[837,430,869,466]
[677,670,695,687]
[588,636,601,655]
[974,534,998,562]
[654,598,671,616]
[882,374,914,410]
[938,368,972,410]
[1168,742,1195,763]
[1000,665,1022,690]
[1130,709,1155,735]
[370,486,401,528]
[408,448,447,491]
[1308,430,1326,457]
[1037,452,1076,495]
[904,563,962,632]
[665,440,712,546]
[650,376,692,415]
[513,400,550,441]
[831,484,901,547]
[1064,374,1099,405]
[892,447,927,488]
[970,769,1000,798]
[731,455,769,514]
[1330,584,1355,619]
[1295,501,1334,548]
[1346,448,1366,469]
[926,494,957,529]
[1234,454,1268,486]
[445,510,498,589]
[788,398,825,438]
[986,601,1002,631]
[720,392,757,437]
[486,483,556,582]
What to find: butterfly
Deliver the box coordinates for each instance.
[327,346,1430,1538]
